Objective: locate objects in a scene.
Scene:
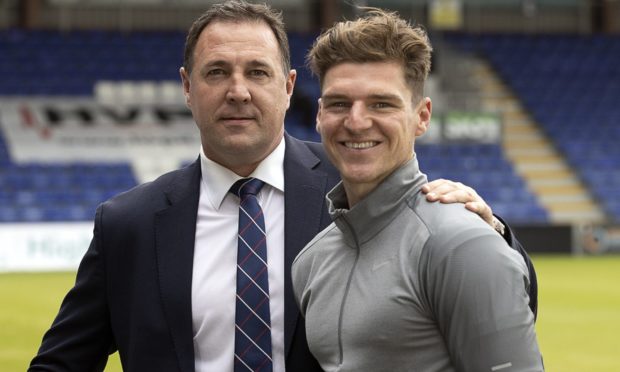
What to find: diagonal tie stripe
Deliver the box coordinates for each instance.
[236,294,270,328]
[237,265,269,298]
[239,206,267,236]
[238,235,268,266]
[230,178,273,372]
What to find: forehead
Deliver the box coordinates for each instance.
[195,20,281,63]
[322,61,412,99]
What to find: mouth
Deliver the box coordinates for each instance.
[220,116,255,123]
[343,141,378,149]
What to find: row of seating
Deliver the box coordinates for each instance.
[418,144,547,223]
[0,128,137,222]
[0,29,321,100]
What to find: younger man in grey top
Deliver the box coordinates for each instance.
[292,6,542,372]
[292,158,542,371]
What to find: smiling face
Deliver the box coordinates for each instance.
[317,61,431,206]
[180,20,296,176]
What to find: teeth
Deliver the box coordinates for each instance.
[344,141,377,149]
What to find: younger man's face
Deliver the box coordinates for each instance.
[316,61,431,204]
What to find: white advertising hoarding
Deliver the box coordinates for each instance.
[0,223,92,272]
[0,98,201,164]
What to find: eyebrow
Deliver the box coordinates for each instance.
[246,59,273,70]
[203,59,229,68]
[321,93,402,101]
[199,59,274,74]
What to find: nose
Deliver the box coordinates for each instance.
[344,101,371,131]
[226,74,251,104]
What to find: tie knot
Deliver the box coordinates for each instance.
[230,177,265,198]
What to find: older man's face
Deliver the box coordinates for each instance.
[180,20,296,176]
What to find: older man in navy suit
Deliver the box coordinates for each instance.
[29,2,536,371]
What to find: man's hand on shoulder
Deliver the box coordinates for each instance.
[421,179,501,233]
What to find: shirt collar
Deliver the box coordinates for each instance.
[200,138,285,210]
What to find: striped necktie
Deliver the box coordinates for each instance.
[229,178,272,372]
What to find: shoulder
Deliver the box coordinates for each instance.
[410,196,486,236]
[296,221,339,254]
[292,223,340,281]
[284,135,338,175]
[286,134,328,158]
[410,198,528,276]
[99,160,199,220]
[412,198,501,248]
[292,222,341,308]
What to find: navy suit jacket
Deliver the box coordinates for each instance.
[30,133,536,371]
[30,134,335,371]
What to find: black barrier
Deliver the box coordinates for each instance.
[512,225,573,254]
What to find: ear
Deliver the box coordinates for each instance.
[179,67,191,108]
[285,69,297,109]
[415,97,432,136]
[315,98,323,134]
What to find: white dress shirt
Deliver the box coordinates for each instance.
[192,139,286,372]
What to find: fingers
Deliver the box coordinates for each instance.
[422,178,496,226]
[420,178,446,194]
[465,202,494,226]
[423,180,477,203]
[425,190,464,203]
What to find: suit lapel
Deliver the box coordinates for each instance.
[154,160,201,372]
[282,135,331,355]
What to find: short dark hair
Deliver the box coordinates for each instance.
[183,1,291,76]
[307,8,432,100]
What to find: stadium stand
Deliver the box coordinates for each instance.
[0,29,146,222]
[0,28,552,224]
[0,29,184,96]
[418,143,548,222]
[446,33,620,222]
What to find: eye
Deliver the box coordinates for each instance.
[371,102,392,109]
[326,101,350,108]
[206,68,226,77]
[249,69,269,77]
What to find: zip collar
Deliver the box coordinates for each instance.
[326,156,428,248]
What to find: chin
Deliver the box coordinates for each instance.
[342,171,375,184]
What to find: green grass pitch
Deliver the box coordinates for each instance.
[1,254,619,371]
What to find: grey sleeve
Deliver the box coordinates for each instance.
[292,250,311,317]
[423,226,544,372]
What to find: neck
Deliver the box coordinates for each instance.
[342,181,377,208]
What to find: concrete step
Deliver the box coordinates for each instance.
[481,100,521,112]
[505,147,556,156]
[460,59,606,224]
[550,210,605,223]
[504,133,548,142]
[539,194,593,203]
[503,110,530,121]
[508,152,564,163]
[533,183,586,194]
[516,166,572,176]
[503,126,540,136]
[516,164,570,173]
[529,178,582,187]
[543,199,600,212]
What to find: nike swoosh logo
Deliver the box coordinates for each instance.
[372,258,394,271]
